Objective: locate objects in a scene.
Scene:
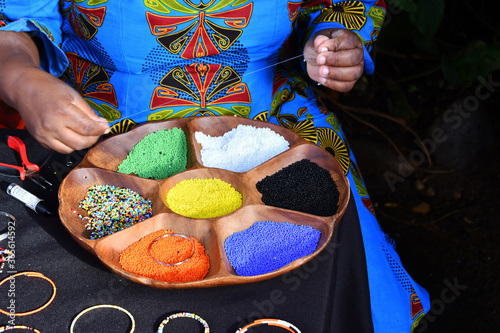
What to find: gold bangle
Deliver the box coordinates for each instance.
[70,304,135,333]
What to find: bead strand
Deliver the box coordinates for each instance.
[157,312,210,333]
[0,326,41,332]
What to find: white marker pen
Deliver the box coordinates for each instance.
[4,183,52,216]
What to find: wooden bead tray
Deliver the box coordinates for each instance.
[58,116,350,289]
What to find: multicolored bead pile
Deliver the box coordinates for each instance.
[77,184,153,239]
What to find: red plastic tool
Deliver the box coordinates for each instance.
[0,135,52,188]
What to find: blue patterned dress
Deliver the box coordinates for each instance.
[1,1,430,331]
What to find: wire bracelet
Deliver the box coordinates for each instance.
[148,233,196,266]
[157,312,210,333]
[0,271,56,316]
[0,212,15,242]
[70,304,135,333]
[0,326,41,332]
[236,318,302,333]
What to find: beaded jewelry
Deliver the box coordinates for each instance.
[0,248,14,272]
[235,318,302,333]
[0,326,41,332]
[156,312,210,333]
[0,271,56,316]
[148,233,196,266]
[70,304,135,333]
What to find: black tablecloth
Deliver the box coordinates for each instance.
[0,129,373,333]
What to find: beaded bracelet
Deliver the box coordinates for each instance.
[70,304,135,333]
[0,248,14,273]
[156,312,210,333]
[235,318,302,333]
[0,212,15,242]
[0,271,56,316]
[148,233,196,266]
[0,325,41,332]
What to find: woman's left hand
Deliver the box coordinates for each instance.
[303,28,365,92]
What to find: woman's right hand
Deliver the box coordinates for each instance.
[0,31,109,154]
[13,66,110,154]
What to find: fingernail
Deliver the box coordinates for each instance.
[317,56,326,65]
[104,127,110,135]
[95,118,108,124]
[321,67,329,76]
[319,47,328,53]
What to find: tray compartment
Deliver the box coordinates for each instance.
[94,213,220,288]
[84,119,198,173]
[215,205,330,277]
[58,168,162,250]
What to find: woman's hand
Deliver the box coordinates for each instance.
[303,28,365,92]
[14,66,110,154]
[0,31,109,154]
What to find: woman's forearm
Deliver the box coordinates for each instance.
[0,31,41,106]
[0,30,110,153]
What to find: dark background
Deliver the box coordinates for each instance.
[1,1,499,331]
[318,0,499,331]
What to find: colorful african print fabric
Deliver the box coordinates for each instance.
[1,1,429,331]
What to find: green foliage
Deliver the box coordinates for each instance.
[383,0,499,88]
[384,78,419,120]
[442,41,500,87]
[386,0,444,42]
[407,0,444,41]
[386,0,417,13]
